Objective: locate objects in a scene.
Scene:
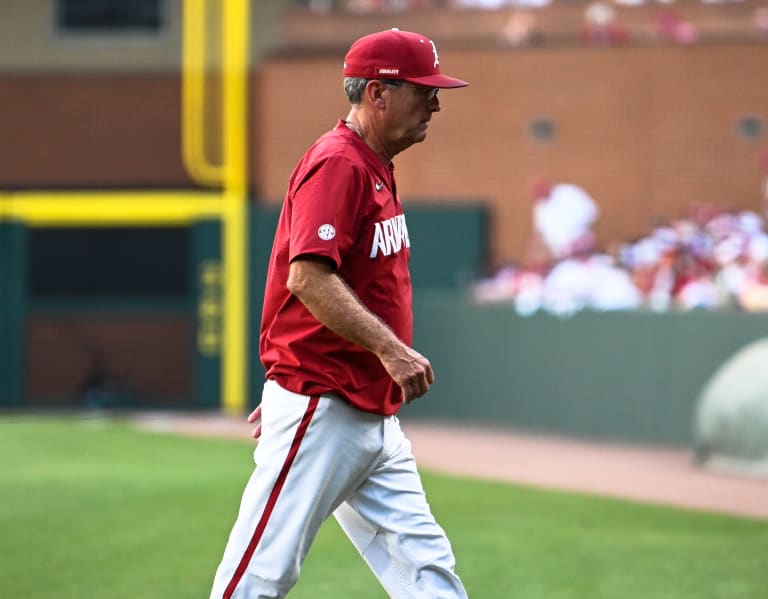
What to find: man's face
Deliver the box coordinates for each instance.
[381,82,441,154]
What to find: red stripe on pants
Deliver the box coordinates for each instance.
[222,396,320,598]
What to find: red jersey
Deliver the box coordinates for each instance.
[260,120,413,416]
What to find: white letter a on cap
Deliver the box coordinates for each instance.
[430,40,439,68]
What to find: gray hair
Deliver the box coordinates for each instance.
[344,77,402,104]
[344,77,368,104]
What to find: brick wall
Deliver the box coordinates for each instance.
[2,44,766,264]
[256,43,768,263]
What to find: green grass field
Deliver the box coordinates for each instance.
[1,415,766,599]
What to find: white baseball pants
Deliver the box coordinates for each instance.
[209,379,468,599]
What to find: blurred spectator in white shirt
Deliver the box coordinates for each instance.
[530,178,600,264]
[498,10,539,47]
[582,1,631,45]
[586,254,642,311]
[542,253,640,317]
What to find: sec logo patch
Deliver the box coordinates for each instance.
[318,224,336,240]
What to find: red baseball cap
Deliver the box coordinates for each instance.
[343,28,469,89]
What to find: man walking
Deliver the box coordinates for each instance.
[210,28,470,599]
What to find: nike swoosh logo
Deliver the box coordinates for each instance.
[375,181,384,191]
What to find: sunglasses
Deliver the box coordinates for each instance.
[379,80,440,101]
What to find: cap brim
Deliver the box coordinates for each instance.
[401,73,469,88]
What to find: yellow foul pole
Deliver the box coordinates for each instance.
[221,0,250,415]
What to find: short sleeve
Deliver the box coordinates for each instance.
[288,155,365,269]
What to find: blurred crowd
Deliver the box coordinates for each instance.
[301,0,768,48]
[471,178,768,316]
[303,0,763,12]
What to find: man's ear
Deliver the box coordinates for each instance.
[367,80,388,109]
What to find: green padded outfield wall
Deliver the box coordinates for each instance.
[192,221,222,408]
[0,222,25,406]
[247,206,280,406]
[0,203,487,408]
[404,293,768,446]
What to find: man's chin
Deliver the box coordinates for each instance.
[395,131,428,154]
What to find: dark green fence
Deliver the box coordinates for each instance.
[405,293,768,446]
[1,201,488,408]
[0,222,25,406]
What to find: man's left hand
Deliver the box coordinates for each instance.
[247,405,262,441]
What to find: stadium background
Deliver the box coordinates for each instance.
[1,0,768,447]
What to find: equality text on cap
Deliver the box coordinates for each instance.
[343,28,469,89]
